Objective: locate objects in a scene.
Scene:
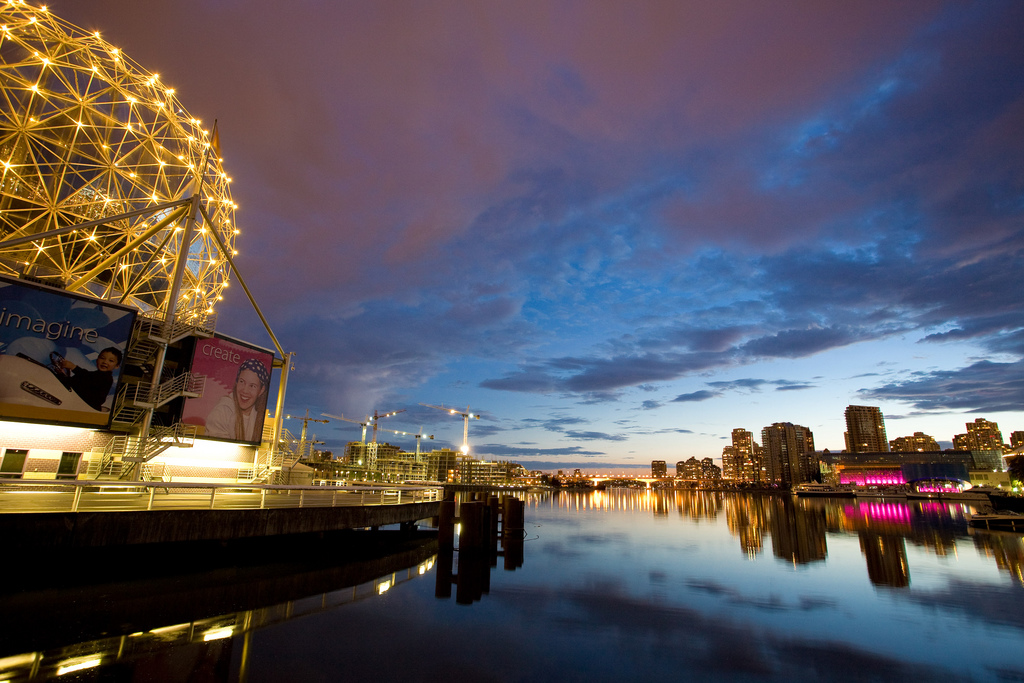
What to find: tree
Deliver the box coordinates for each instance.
[1007,455,1024,487]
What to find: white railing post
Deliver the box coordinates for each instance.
[147,486,156,511]
[71,484,82,512]
[261,488,267,509]
[209,487,217,509]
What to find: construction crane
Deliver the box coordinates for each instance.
[285,409,329,460]
[321,413,371,444]
[368,409,406,443]
[375,425,434,462]
[420,404,480,455]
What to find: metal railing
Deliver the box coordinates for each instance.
[0,480,444,514]
[149,372,205,407]
[137,308,217,344]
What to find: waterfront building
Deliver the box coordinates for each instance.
[890,432,940,453]
[0,6,307,487]
[969,470,1012,489]
[701,457,722,481]
[679,457,701,480]
[954,418,1004,453]
[844,405,888,453]
[760,423,815,487]
[971,450,1004,472]
[819,450,977,487]
[722,428,760,483]
[652,460,667,478]
[1011,431,1024,450]
[459,459,507,485]
[676,457,720,482]
[343,441,367,466]
[721,446,738,480]
[731,428,760,483]
[426,449,459,483]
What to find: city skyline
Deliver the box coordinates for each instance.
[52,1,1024,472]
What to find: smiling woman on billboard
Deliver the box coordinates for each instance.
[204,358,270,442]
[181,335,274,444]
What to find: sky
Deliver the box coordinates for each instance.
[54,1,1024,473]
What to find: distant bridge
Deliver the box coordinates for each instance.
[587,477,702,489]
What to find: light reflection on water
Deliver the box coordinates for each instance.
[2,490,1023,682]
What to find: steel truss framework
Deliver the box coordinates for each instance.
[0,2,236,316]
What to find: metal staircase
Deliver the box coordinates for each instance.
[109,372,205,428]
[116,423,200,480]
[136,308,217,345]
[89,424,201,481]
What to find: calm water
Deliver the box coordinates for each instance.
[3,489,1024,682]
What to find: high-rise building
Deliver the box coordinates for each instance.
[890,432,940,453]
[652,460,667,478]
[1011,431,1024,451]
[761,422,815,487]
[964,418,1003,452]
[721,446,739,479]
[701,457,722,481]
[845,405,888,453]
[731,428,760,482]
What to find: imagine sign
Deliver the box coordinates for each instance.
[0,275,135,428]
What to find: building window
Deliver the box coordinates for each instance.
[0,449,29,479]
[57,452,83,480]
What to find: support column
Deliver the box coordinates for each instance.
[133,195,200,480]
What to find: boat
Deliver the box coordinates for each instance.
[968,512,1024,532]
[854,487,908,499]
[794,483,855,497]
[907,486,1002,503]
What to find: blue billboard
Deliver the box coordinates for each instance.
[0,274,136,428]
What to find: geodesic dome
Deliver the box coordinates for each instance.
[0,2,237,316]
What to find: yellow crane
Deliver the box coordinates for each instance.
[420,403,480,455]
[321,409,406,443]
[375,425,434,463]
[321,413,370,444]
[284,409,329,460]
[368,409,406,443]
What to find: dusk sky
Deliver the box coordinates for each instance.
[56,1,1023,472]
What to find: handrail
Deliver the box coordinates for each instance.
[0,480,443,513]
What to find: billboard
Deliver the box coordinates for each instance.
[0,274,136,427]
[181,335,274,444]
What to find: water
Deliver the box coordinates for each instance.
[3,489,1023,682]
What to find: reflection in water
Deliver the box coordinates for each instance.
[769,496,828,565]
[974,532,1024,584]
[3,491,1022,681]
[0,532,438,681]
[435,494,527,605]
[542,488,1018,589]
[858,532,910,588]
[727,494,768,558]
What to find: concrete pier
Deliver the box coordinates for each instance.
[0,501,440,549]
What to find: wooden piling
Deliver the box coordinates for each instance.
[438,499,456,549]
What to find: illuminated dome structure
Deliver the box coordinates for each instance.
[0,3,236,316]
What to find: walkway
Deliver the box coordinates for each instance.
[0,480,442,514]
